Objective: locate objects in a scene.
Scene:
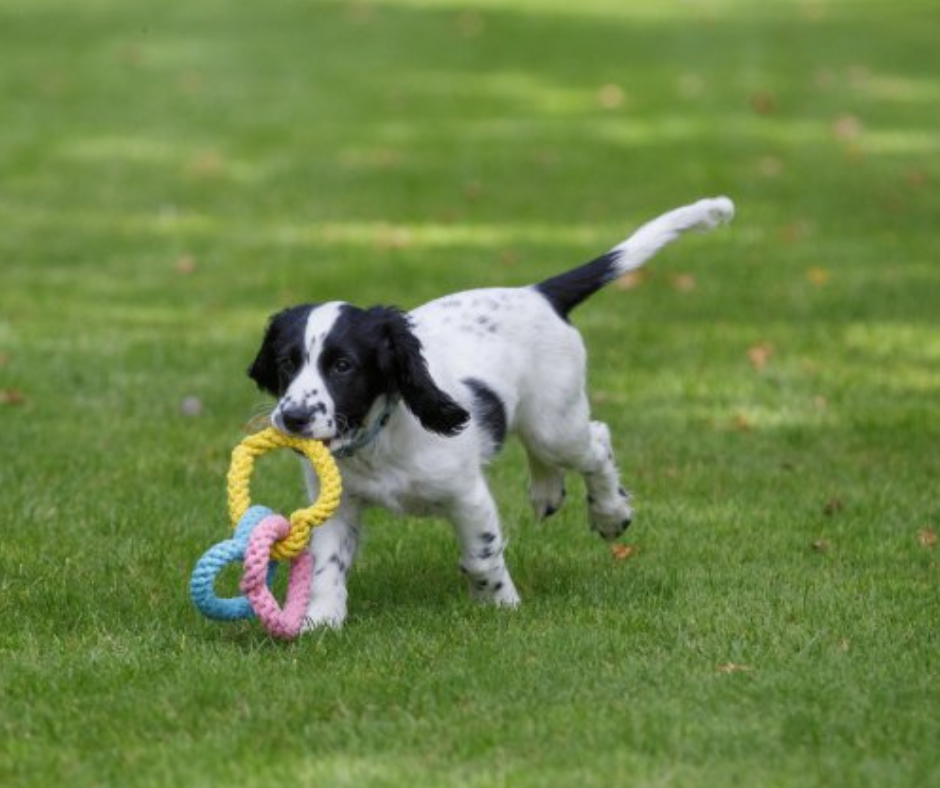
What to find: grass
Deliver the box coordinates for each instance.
[2,0,939,785]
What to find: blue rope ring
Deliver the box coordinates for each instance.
[190,505,278,621]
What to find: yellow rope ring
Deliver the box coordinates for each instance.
[226,427,342,561]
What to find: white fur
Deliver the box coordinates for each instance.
[298,197,733,629]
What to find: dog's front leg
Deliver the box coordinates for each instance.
[301,497,361,631]
[448,477,521,608]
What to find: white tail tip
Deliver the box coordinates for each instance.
[690,196,735,231]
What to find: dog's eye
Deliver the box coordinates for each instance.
[331,358,354,375]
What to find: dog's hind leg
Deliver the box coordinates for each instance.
[578,420,634,540]
[447,476,521,607]
[525,449,567,520]
[519,397,633,541]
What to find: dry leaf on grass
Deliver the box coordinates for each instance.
[811,538,832,553]
[613,270,648,291]
[175,255,197,275]
[187,151,224,179]
[750,91,776,115]
[747,342,774,370]
[807,266,831,286]
[832,114,863,140]
[757,156,783,177]
[0,389,26,406]
[597,83,626,109]
[610,544,639,561]
[918,528,938,549]
[670,273,697,293]
[717,663,751,674]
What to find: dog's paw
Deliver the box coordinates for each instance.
[302,593,347,631]
[468,572,521,608]
[588,486,634,541]
[529,474,566,520]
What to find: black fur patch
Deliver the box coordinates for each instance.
[247,304,316,395]
[462,377,507,452]
[534,250,620,320]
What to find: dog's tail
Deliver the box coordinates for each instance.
[535,196,734,319]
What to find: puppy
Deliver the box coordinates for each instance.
[248,196,734,628]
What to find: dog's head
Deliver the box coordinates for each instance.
[247,302,469,451]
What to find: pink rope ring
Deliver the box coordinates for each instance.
[240,514,314,640]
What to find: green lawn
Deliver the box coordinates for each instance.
[2,0,939,785]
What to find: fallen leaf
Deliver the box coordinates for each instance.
[807,266,831,286]
[905,169,928,188]
[757,155,783,177]
[747,342,774,370]
[187,151,224,178]
[610,543,639,561]
[750,91,776,115]
[823,498,844,516]
[597,83,626,110]
[0,388,25,406]
[811,538,831,553]
[716,663,751,674]
[175,255,196,275]
[832,114,863,140]
[670,273,697,292]
[613,270,648,291]
[500,249,519,266]
[918,528,938,549]
[779,221,810,244]
[732,413,752,432]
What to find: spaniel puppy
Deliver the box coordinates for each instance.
[248,196,734,629]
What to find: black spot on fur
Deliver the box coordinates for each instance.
[479,532,497,544]
[463,377,507,452]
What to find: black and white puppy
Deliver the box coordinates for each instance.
[248,196,734,629]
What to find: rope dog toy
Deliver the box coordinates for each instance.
[190,427,342,639]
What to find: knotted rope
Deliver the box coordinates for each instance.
[190,427,343,639]
[227,427,343,561]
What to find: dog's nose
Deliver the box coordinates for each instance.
[279,404,312,434]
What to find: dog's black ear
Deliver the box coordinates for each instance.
[247,305,314,395]
[375,307,469,437]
